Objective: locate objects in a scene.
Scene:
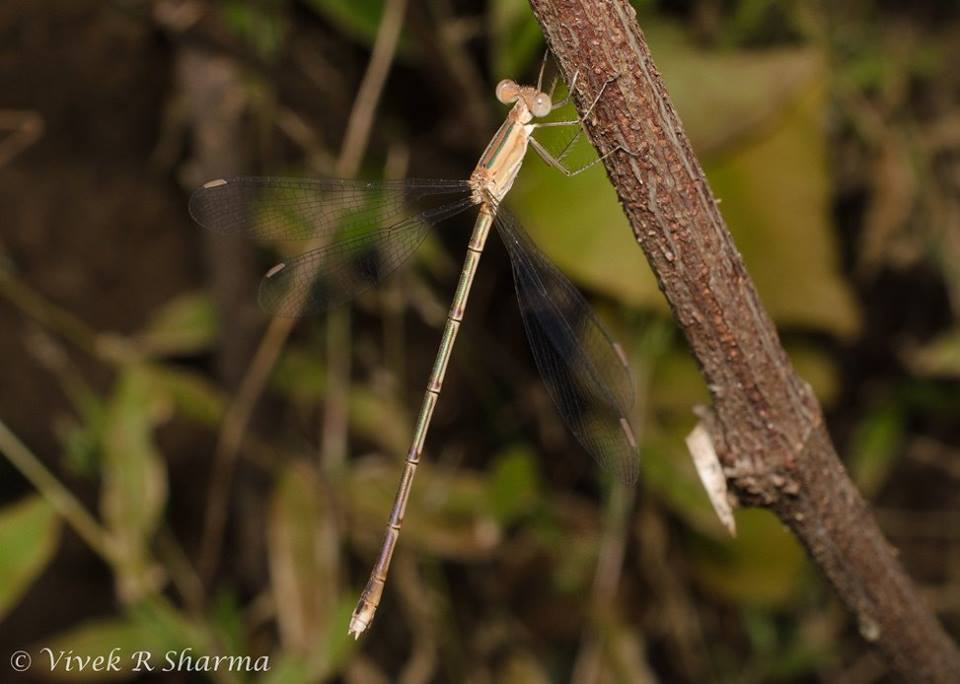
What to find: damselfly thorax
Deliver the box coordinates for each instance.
[470,79,552,205]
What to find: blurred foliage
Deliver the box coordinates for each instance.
[906,328,960,379]
[490,0,546,79]
[688,509,809,608]
[1,0,959,682]
[267,462,355,678]
[220,0,288,59]
[303,0,387,46]
[0,496,60,621]
[134,291,218,358]
[101,368,169,601]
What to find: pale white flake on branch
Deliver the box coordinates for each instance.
[686,422,736,537]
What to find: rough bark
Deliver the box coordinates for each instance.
[527,1,960,680]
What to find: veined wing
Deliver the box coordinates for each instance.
[189,177,472,241]
[494,208,639,484]
[259,196,476,317]
[189,177,477,317]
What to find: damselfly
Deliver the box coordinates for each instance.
[190,66,639,638]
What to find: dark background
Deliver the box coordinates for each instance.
[1,1,958,682]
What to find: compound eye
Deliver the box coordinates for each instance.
[531,92,552,117]
[496,79,519,104]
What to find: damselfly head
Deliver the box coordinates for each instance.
[495,79,552,118]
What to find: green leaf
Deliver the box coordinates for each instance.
[53,371,107,479]
[641,21,818,157]
[786,342,839,406]
[702,78,859,337]
[510,164,658,310]
[101,368,169,600]
[848,401,903,497]
[135,292,217,357]
[141,364,225,426]
[489,445,542,524]
[0,495,60,620]
[689,508,808,607]
[58,414,104,480]
[648,347,711,415]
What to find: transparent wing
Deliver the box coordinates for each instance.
[260,196,476,317]
[189,177,477,317]
[189,177,472,240]
[494,208,639,484]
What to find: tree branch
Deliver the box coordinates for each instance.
[527,1,960,680]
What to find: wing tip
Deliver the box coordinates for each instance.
[612,342,629,368]
[189,179,229,227]
[619,416,638,449]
